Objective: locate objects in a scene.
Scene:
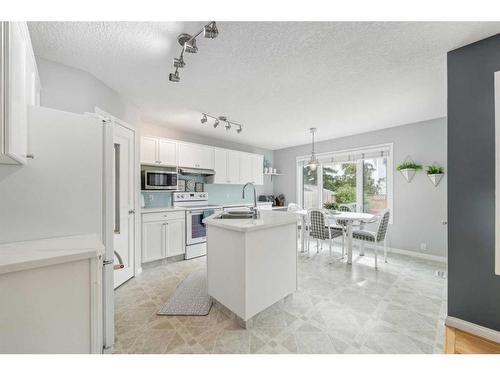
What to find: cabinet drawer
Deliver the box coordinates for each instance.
[142,210,185,222]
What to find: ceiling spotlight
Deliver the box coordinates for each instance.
[173,57,185,68]
[169,71,180,82]
[213,119,219,128]
[237,125,242,134]
[184,38,198,53]
[201,114,207,124]
[204,22,219,39]
[225,122,231,131]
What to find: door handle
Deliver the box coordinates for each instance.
[128,209,135,214]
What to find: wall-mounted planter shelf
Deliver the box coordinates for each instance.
[427,173,444,187]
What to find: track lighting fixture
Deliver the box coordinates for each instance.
[183,38,198,53]
[204,22,219,39]
[173,57,185,68]
[169,70,180,82]
[199,113,243,135]
[169,22,218,83]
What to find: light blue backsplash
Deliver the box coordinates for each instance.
[141,176,253,209]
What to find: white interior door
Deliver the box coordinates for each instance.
[113,124,135,288]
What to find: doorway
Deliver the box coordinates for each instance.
[113,122,136,288]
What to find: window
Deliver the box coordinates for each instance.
[297,144,393,221]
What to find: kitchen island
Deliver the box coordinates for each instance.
[203,210,298,326]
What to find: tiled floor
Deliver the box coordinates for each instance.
[113,244,447,354]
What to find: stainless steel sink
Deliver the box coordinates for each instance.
[217,211,257,219]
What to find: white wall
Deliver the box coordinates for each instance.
[36,57,141,126]
[273,117,447,258]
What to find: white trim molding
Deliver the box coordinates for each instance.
[446,316,500,344]
[495,71,500,276]
[388,246,447,263]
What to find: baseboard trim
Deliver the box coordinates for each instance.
[446,316,500,344]
[388,246,447,263]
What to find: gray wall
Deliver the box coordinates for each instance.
[273,117,447,257]
[448,34,500,331]
[36,57,141,126]
[141,123,275,196]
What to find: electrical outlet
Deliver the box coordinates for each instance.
[420,243,427,251]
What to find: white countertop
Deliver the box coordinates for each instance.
[0,234,105,275]
[203,210,298,232]
[141,206,187,213]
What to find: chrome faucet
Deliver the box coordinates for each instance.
[242,182,259,219]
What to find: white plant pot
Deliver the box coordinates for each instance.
[427,173,444,187]
[399,168,417,183]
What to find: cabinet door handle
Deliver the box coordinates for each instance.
[128,209,135,215]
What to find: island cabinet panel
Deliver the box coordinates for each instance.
[205,211,298,323]
[206,226,246,318]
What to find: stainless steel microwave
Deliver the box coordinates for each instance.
[141,168,178,190]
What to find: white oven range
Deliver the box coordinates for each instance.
[172,192,222,259]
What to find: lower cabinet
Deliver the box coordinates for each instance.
[142,211,185,263]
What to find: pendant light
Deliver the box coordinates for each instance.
[308,128,318,171]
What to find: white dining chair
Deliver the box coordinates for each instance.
[308,209,343,257]
[352,210,390,268]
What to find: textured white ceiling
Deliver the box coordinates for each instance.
[28,22,500,150]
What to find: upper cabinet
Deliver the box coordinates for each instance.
[251,154,264,185]
[139,136,264,185]
[177,142,214,170]
[1,22,41,165]
[140,136,177,166]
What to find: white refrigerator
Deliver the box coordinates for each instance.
[0,105,115,352]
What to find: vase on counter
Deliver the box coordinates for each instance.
[264,167,269,174]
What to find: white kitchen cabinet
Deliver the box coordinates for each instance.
[165,218,185,257]
[142,211,185,263]
[140,136,177,166]
[227,151,241,184]
[140,137,158,165]
[178,142,214,170]
[0,235,104,354]
[158,139,177,166]
[213,148,228,183]
[252,154,264,185]
[142,220,165,262]
[1,22,40,165]
[240,153,253,184]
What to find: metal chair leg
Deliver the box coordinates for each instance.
[329,238,332,256]
[384,238,388,263]
[316,239,320,253]
[374,244,378,269]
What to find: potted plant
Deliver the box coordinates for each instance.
[396,160,422,182]
[324,202,338,211]
[426,163,444,187]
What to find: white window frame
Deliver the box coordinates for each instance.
[296,143,394,224]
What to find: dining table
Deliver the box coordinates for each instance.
[295,209,376,264]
